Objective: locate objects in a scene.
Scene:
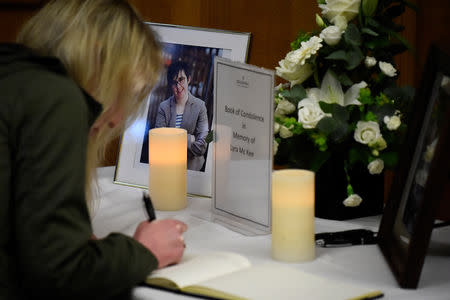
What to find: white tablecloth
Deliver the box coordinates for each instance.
[92,167,450,300]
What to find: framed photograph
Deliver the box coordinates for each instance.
[378,45,450,289]
[114,23,251,197]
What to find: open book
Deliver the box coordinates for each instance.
[146,251,383,300]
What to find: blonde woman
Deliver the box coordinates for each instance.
[0,0,186,299]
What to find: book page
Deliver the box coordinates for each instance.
[186,262,382,300]
[146,251,251,289]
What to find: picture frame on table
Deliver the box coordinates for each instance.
[114,22,251,197]
[378,45,450,289]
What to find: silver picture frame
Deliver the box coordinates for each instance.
[114,23,251,197]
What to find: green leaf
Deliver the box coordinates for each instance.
[348,148,368,165]
[373,104,396,121]
[318,102,349,121]
[337,73,354,86]
[365,37,390,50]
[325,50,348,61]
[383,86,415,102]
[346,47,364,70]
[309,151,331,172]
[316,116,349,143]
[290,85,307,101]
[334,105,350,122]
[379,151,398,168]
[390,31,415,53]
[366,18,380,28]
[329,121,349,142]
[344,23,362,46]
[361,27,379,36]
[316,116,337,134]
[279,89,290,98]
[279,85,306,107]
[362,0,378,17]
[319,102,332,114]
[205,130,214,143]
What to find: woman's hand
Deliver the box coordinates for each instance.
[133,219,187,268]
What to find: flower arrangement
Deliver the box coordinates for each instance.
[273,0,414,208]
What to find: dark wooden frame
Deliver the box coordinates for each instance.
[378,45,450,289]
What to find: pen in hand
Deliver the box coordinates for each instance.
[142,191,156,222]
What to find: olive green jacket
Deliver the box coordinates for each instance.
[0,44,157,300]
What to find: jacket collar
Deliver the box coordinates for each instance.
[168,92,194,127]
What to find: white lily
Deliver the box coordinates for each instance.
[307,70,367,106]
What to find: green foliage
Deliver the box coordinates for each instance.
[358,88,374,105]
[362,0,379,17]
[364,111,378,121]
[310,132,328,151]
[379,151,398,167]
[344,24,362,47]
[280,84,307,106]
[273,0,416,191]
[325,46,364,71]
[290,31,312,50]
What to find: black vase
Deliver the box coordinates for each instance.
[315,156,384,220]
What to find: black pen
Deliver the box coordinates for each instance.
[315,229,377,247]
[142,191,156,221]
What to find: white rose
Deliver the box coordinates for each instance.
[276,61,314,86]
[379,61,397,77]
[367,159,384,175]
[273,140,279,156]
[354,121,381,145]
[320,26,343,46]
[279,125,294,138]
[333,15,348,31]
[383,115,401,130]
[275,98,296,116]
[276,36,322,86]
[343,194,363,207]
[298,98,327,129]
[365,56,377,68]
[319,0,361,24]
[274,122,280,135]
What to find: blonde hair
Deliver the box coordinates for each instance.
[17,0,162,207]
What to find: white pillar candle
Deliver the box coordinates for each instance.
[271,169,315,262]
[148,128,187,211]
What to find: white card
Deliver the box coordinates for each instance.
[212,57,274,235]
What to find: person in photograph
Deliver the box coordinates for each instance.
[0,1,187,299]
[155,61,209,171]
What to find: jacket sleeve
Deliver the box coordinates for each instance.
[187,100,208,158]
[12,73,157,299]
[155,101,169,128]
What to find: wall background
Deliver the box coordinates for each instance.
[1,0,448,216]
